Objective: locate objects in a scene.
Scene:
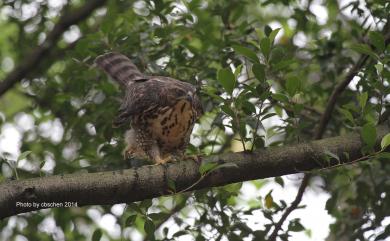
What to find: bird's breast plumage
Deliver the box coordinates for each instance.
[146,98,196,151]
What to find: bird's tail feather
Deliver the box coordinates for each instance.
[95,52,146,85]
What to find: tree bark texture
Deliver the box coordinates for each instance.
[0,125,388,219]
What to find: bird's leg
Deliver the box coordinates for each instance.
[148,144,172,164]
[173,148,202,164]
[123,144,135,160]
[123,129,148,160]
[123,145,147,160]
[178,152,202,164]
[154,155,173,165]
[123,148,131,160]
[185,154,203,163]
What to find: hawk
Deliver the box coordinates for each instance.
[95,52,203,164]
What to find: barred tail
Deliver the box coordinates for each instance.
[95,52,146,85]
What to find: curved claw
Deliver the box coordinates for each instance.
[182,154,202,164]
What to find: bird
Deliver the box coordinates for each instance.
[95,52,203,164]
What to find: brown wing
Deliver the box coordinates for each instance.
[113,77,201,127]
[95,52,147,85]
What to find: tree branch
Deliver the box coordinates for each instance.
[268,173,311,241]
[314,54,369,139]
[267,54,369,241]
[0,0,107,97]
[0,125,388,220]
[267,29,390,240]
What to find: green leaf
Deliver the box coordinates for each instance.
[218,68,236,95]
[264,25,272,36]
[260,38,271,59]
[253,137,265,148]
[125,214,137,226]
[211,162,239,172]
[288,219,305,232]
[233,45,259,63]
[144,219,155,236]
[17,151,32,162]
[242,100,256,115]
[339,108,354,123]
[358,92,368,109]
[252,64,265,82]
[368,31,385,52]
[285,76,301,96]
[381,133,390,150]
[199,162,238,175]
[350,43,378,60]
[361,123,377,148]
[239,120,247,138]
[269,28,281,44]
[274,176,284,187]
[221,104,235,117]
[173,230,188,237]
[323,150,340,162]
[167,177,176,192]
[261,113,277,121]
[148,213,166,221]
[199,162,218,175]
[140,199,152,210]
[375,63,383,73]
[163,227,169,236]
[273,59,295,71]
[234,64,243,78]
[127,203,144,214]
[203,87,226,102]
[272,93,289,103]
[39,160,46,171]
[265,191,273,209]
[269,46,285,64]
[92,229,102,241]
[326,194,338,212]
[255,28,263,41]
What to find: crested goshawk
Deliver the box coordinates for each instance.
[95,52,203,164]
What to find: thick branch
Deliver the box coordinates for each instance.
[0,125,388,220]
[0,0,107,97]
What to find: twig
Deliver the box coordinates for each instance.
[178,169,214,193]
[142,195,190,241]
[268,173,311,241]
[0,0,107,97]
[317,150,382,172]
[251,101,264,152]
[314,54,369,139]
